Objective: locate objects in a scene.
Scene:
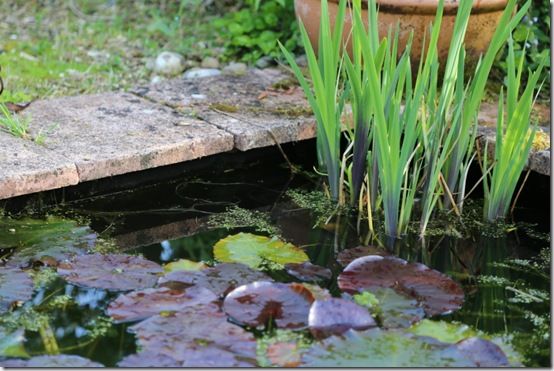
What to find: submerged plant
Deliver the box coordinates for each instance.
[482,37,546,222]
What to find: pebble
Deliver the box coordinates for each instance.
[201,57,220,69]
[223,62,247,76]
[255,56,274,69]
[153,51,186,76]
[150,75,164,84]
[191,94,207,100]
[295,54,308,67]
[183,68,222,79]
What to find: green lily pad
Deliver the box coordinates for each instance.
[409,319,477,343]
[213,233,308,269]
[0,328,29,358]
[1,216,96,268]
[163,259,208,273]
[372,288,425,328]
[0,354,104,367]
[302,328,480,367]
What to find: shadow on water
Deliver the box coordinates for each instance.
[0,140,550,366]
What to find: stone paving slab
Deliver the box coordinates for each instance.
[0,131,79,199]
[132,68,315,151]
[22,93,234,182]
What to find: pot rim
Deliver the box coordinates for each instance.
[325,0,508,14]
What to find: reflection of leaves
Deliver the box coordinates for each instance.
[0,328,29,358]
[214,233,308,269]
[1,216,96,268]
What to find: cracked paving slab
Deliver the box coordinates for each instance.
[22,92,234,182]
[132,68,316,151]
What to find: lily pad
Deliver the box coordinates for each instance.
[284,262,332,282]
[454,338,510,367]
[223,281,314,330]
[0,354,104,367]
[0,328,28,358]
[338,255,464,316]
[163,259,207,273]
[129,304,257,366]
[213,233,308,269]
[336,245,389,266]
[0,267,33,312]
[302,283,332,301]
[308,298,377,339]
[371,288,425,328]
[106,286,218,323]
[57,254,163,291]
[409,319,477,343]
[302,328,478,367]
[266,342,303,367]
[1,216,96,268]
[159,262,271,297]
[118,351,181,367]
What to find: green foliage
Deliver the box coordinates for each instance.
[213,232,308,269]
[493,0,550,98]
[208,205,280,236]
[0,103,30,139]
[286,189,339,226]
[0,329,29,358]
[214,0,300,63]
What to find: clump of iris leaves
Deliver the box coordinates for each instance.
[280,0,547,242]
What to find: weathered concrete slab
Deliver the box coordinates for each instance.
[23,93,234,182]
[133,68,315,151]
[0,132,79,199]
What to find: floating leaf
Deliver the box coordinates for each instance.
[0,267,33,312]
[285,262,332,282]
[266,342,302,367]
[159,262,271,297]
[454,338,510,367]
[308,298,376,339]
[213,233,308,269]
[336,245,389,266]
[0,354,104,367]
[57,254,163,291]
[0,328,28,358]
[409,319,477,343]
[372,288,425,328]
[223,281,314,330]
[0,216,96,268]
[338,256,464,316]
[129,304,257,366]
[302,283,332,301]
[302,328,477,367]
[107,286,218,323]
[163,259,207,273]
[118,351,181,367]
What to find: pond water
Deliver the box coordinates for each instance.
[0,142,550,367]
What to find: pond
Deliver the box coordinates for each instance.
[0,141,550,367]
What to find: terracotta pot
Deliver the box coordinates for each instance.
[294,0,508,67]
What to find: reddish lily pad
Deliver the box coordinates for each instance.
[454,337,510,367]
[129,304,257,366]
[302,283,332,301]
[336,245,389,266]
[302,328,480,367]
[266,342,303,367]
[0,267,33,312]
[158,262,271,297]
[223,281,314,330]
[308,298,377,339]
[284,262,332,282]
[338,256,464,316]
[57,254,163,291]
[106,286,218,323]
[117,351,181,367]
[0,355,104,367]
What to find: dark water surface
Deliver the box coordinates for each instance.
[0,142,550,367]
